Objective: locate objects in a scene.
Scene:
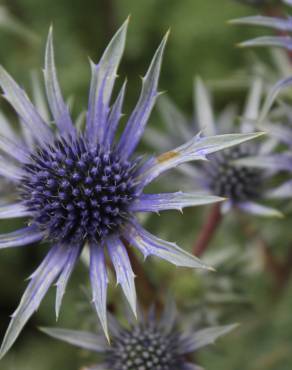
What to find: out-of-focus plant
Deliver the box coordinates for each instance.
[146,78,287,256]
[227,2,292,295]
[229,0,292,222]
[231,0,292,50]
[181,244,260,327]
[165,80,282,217]
[0,6,39,45]
[234,0,281,8]
[40,301,238,370]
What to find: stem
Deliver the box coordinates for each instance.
[283,248,292,283]
[259,239,285,287]
[260,240,292,291]
[192,204,223,257]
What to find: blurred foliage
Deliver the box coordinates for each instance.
[1,0,292,370]
[234,0,280,8]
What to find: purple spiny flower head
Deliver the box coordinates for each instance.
[203,145,263,202]
[148,77,283,217]
[0,19,262,358]
[230,0,292,50]
[40,301,238,370]
[21,136,141,244]
[107,324,183,370]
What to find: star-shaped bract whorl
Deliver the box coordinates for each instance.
[148,77,283,217]
[0,19,262,358]
[41,302,238,370]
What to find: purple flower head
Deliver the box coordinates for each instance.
[20,137,142,244]
[148,77,283,217]
[0,20,263,358]
[230,0,292,50]
[204,149,263,210]
[40,301,238,370]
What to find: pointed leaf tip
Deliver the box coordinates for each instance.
[0,245,69,359]
[118,17,130,34]
[116,30,167,158]
[86,19,129,144]
[254,131,266,137]
[44,24,75,136]
[195,76,216,135]
[238,201,284,218]
[275,211,285,218]
[188,323,239,352]
[39,326,107,352]
[89,244,109,343]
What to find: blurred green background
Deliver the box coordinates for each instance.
[1,0,292,369]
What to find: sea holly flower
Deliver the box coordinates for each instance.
[0,19,262,358]
[230,0,292,50]
[147,78,282,217]
[40,302,238,370]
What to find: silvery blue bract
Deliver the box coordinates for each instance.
[231,0,292,50]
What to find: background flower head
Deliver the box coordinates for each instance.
[41,301,238,370]
[147,78,282,217]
